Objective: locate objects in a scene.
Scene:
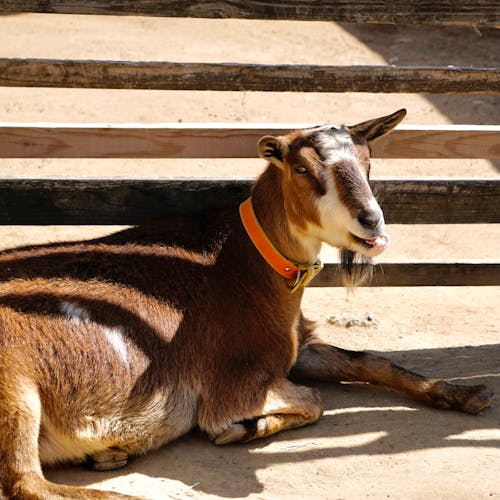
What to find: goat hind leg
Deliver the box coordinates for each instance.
[213,379,324,445]
[0,375,138,499]
[291,343,492,414]
[0,376,49,499]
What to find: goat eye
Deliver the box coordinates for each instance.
[295,167,307,174]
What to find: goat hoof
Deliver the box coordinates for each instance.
[87,447,129,471]
[214,423,247,445]
[461,385,494,415]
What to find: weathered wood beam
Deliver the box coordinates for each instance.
[0,178,497,225]
[1,123,498,159]
[314,262,500,287]
[0,1,498,27]
[372,179,500,224]
[1,59,499,94]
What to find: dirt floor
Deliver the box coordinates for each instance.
[0,14,499,500]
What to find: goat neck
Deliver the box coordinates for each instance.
[247,165,322,279]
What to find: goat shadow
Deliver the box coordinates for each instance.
[44,342,499,498]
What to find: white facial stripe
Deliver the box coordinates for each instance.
[319,132,379,219]
[311,173,354,248]
[315,130,357,167]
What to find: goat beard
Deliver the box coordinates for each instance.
[339,248,373,288]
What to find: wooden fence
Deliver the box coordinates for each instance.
[0,0,499,286]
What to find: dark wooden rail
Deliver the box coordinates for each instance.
[0,178,498,226]
[0,177,497,287]
[316,262,500,287]
[1,0,498,27]
[1,59,499,94]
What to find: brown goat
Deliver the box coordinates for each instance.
[0,110,492,499]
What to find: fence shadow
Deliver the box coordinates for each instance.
[339,23,500,123]
[339,23,500,172]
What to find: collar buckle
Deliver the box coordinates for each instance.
[289,261,324,293]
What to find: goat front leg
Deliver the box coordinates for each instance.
[290,342,493,415]
[212,379,324,445]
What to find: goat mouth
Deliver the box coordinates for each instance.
[350,233,389,252]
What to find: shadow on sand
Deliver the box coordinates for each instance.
[339,23,500,173]
[45,343,499,498]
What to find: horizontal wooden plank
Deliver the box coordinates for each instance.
[314,262,500,286]
[1,58,499,94]
[1,0,498,27]
[0,178,497,225]
[372,179,500,224]
[372,125,500,160]
[1,124,498,160]
[0,178,250,225]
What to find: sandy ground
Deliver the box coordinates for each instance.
[0,14,499,500]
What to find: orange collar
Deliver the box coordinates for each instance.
[239,197,323,293]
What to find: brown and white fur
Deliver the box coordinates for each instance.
[0,110,492,499]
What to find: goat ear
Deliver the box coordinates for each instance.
[258,136,289,165]
[348,108,406,143]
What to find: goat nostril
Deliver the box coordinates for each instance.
[358,212,381,229]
